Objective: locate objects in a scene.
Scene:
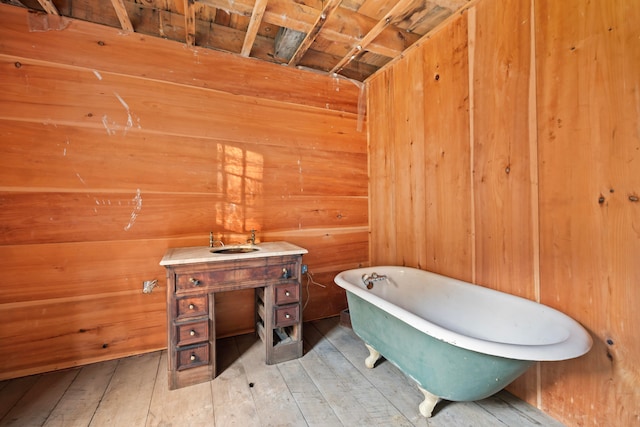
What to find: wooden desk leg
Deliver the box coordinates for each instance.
[209,292,216,379]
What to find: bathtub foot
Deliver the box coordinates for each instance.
[417,386,440,418]
[364,344,381,368]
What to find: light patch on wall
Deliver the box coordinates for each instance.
[215,144,264,234]
[124,189,142,231]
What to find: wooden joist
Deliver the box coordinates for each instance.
[330,0,415,73]
[185,0,197,46]
[36,0,59,15]
[241,0,269,56]
[198,0,417,59]
[110,0,134,32]
[288,0,342,66]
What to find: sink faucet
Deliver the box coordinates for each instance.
[362,272,388,289]
[246,229,256,245]
[209,231,224,248]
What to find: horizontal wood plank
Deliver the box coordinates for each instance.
[0,294,166,379]
[0,57,365,151]
[0,5,362,114]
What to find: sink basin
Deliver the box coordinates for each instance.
[210,245,260,254]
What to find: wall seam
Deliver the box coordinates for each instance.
[467,6,477,283]
[528,0,542,410]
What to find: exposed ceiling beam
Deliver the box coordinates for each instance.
[241,0,269,57]
[288,0,342,66]
[110,0,134,32]
[184,0,197,46]
[197,0,418,58]
[330,0,415,74]
[36,0,58,15]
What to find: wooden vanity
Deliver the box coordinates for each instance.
[160,242,308,390]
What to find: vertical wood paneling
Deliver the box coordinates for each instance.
[368,14,472,280]
[471,0,538,401]
[368,0,639,425]
[536,0,640,425]
[0,4,367,380]
[472,0,535,300]
[421,17,472,279]
[368,69,397,264]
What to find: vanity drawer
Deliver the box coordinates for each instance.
[177,343,209,371]
[176,270,235,290]
[274,283,299,305]
[176,320,209,346]
[177,296,207,319]
[274,304,300,327]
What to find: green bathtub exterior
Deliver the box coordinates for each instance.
[347,292,534,401]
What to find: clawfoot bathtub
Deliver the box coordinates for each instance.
[334,267,592,417]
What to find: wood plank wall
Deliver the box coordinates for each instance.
[0,4,366,380]
[367,0,639,425]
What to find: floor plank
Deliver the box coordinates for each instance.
[43,360,117,427]
[303,323,414,426]
[210,336,260,427]
[312,318,425,424]
[1,369,78,426]
[88,352,159,427]
[0,317,567,427]
[0,375,41,421]
[146,351,214,427]
[236,334,308,426]
[277,359,342,426]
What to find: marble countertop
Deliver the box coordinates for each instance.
[160,241,308,266]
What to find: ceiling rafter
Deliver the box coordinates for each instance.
[241,0,269,56]
[36,0,58,15]
[184,0,197,46]
[330,0,415,74]
[2,0,471,82]
[288,0,342,66]
[110,0,134,32]
[197,0,417,59]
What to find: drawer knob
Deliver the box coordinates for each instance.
[282,268,289,278]
[190,354,196,361]
[189,304,195,310]
[189,278,201,286]
[190,330,196,336]
[285,290,291,297]
[285,313,291,319]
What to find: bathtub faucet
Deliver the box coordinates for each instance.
[362,272,387,289]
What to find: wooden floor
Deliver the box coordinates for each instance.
[0,317,565,426]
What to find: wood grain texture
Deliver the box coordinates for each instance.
[368,0,640,425]
[0,320,568,427]
[368,12,472,280]
[0,5,367,380]
[471,0,538,401]
[0,4,361,114]
[536,0,640,425]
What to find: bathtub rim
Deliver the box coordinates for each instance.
[334,266,593,362]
